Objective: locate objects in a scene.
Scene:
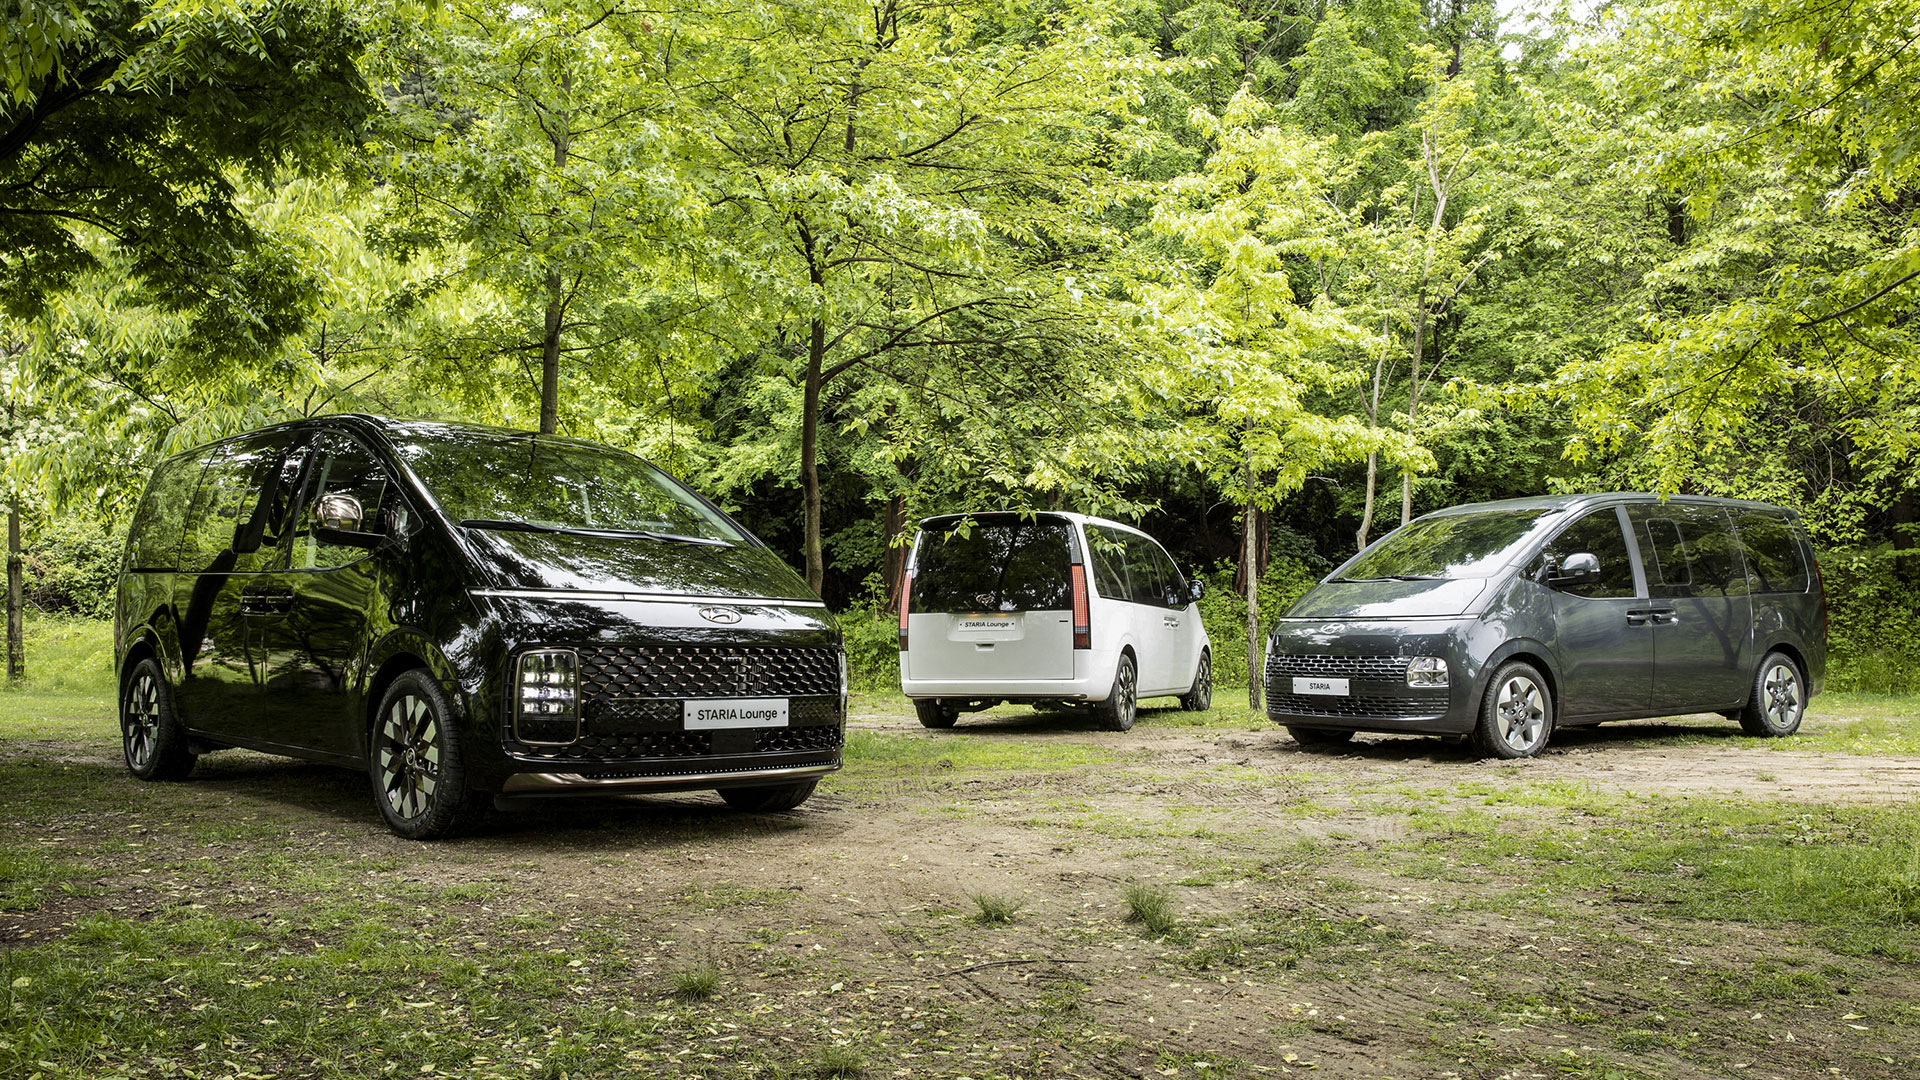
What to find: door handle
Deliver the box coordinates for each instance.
[1626,611,1651,626]
[1650,609,1678,625]
[241,589,293,615]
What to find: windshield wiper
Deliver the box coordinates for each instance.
[1328,574,1441,583]
[459,519,731,546]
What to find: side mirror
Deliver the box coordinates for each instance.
[313,492,364,532]
[1188,579,1206,603]
[1545,551,1600,587]
[311,493,384,550]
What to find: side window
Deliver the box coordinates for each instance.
[127,455,206,571]
[179,437,289,574]
[1085,525,1130,601]
[1122,533,1167,607]
[1149,540,1186,606]
[1631,506,1745,599]
[1538,508,1637,599]
[291,432,393,570]
[1737,512,1810,594]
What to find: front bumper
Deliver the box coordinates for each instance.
[1261,623,1472,734]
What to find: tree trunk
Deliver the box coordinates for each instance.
[540,270,562,435]
[1357,338,1387,551]
[880,493,908,611]
[801,314,826,595]
[1242,434,1261,711]
[7,494,21,683]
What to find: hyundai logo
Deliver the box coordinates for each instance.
[698,606,743,624]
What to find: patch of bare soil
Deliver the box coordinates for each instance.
[8,703,1920,1079]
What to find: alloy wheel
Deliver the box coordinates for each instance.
[1495,674,1546,752]
[1762,662,1802,729]
[378,694,443,821]
[124,670,160,770]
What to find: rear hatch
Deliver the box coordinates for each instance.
[906,515,1076,681]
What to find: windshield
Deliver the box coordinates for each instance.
[1337,508,1559,581]
[389,428,748,544]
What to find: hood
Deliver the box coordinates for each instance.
[1286,577,1491,620]
[459,528,817,601]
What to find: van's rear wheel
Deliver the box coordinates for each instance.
[1096,655,1137,732]
[1474,661,1553,759]
[121,657,196,781]
[1179,650,1213,712]
[719,780,818,811]
[914,700,958,729]
[371,671,485,840]
[1739,652,1805,737]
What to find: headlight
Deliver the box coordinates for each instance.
[839,649,849,716]
[516,649,580,744]
[1406,656,1449,688]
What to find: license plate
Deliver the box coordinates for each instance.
[684,698,790,729]
[956,616,1017,631]
[1293,677,1350,697]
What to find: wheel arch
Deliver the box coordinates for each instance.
[1481,640,1561,711]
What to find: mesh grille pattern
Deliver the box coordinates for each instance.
[1264,654,1410,680]
[512,726,843,762]
[756,726,845,753]
[579,645,840,698]
[1266,694,1445,719]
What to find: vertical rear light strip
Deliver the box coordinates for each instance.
[1070,563,1090,650]
[897,572,912,652]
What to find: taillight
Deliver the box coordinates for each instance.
[1071,563,1090,649]
[897,573,912,651]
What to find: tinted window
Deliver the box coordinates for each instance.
[1737,513,1810,593]
[1340,509,1557,581]
[1631,505,1745,598]
[127,455,206,571]
[391,427,745,543]
[291,432,392,571]
[1539,508,1637,599]
[913,519,1073,612]
[1122,533,1169,606]
[179,437,291,574]
[1085,525,1129,601]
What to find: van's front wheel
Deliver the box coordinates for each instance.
[914,700,958,729]
[1474,661,1553,759]
[1096,655,1137,732]
[370,671,485,840]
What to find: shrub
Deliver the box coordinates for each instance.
[23,517,123,621]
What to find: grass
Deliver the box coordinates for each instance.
[1122,881,1178,935]
[670,958,722,1000]
[0,615,116,736]
[967,890,1025,924]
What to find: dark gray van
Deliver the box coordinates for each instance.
[1264,494,1826,758]
[116,415,845,837]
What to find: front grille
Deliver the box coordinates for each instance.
[509,645,845,763]
[1264,652,1446,721]
[1264,654,1410,680]
[579,644,840,698]
[1266,694,1445,719]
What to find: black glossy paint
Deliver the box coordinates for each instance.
[1264,493,1827,740]
[115,414,844,810]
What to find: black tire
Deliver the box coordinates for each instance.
[1287,725,1354,747]
[1739,652,1805,737]
[1179,650,1213,712]
[914,700,958,728]
[121,657,196,781]
[719,780,819,811]
[369,670,486,840]
[1095,654,1138,732]
[1474,660,1554,759]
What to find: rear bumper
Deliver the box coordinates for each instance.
[900,675,1109,702]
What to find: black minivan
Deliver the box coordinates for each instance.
[115,415,845,837]
[1265,494,1826,758]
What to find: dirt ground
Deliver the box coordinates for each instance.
[8,701,1920,1079]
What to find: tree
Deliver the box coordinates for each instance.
[678,0,1155,593]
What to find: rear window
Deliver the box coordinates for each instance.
[912,519,1074,613]
[126,454,206,571]
[1737,512,1810,593]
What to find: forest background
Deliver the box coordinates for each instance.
[4,0,1918,701]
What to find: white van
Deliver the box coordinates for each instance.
[897,512,1212,731]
